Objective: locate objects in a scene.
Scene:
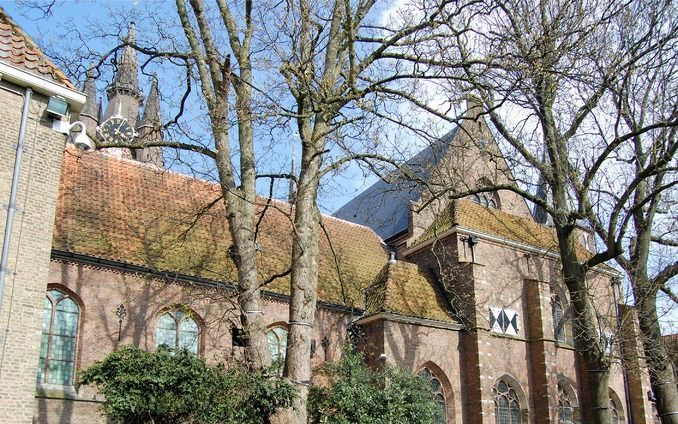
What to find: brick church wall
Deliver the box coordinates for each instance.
[0,81,67,424]
[34,259,355,424]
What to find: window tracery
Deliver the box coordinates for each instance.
[156,309,200,354]
[37,289,79,386]
[267,326,288,363]
[494,379,521,424]
[418,367,447,424]
[558,383,574,424]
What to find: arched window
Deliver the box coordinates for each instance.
[558,383,574,424]
[494,379,521,424]
[552,295,565,342]
[418,367,447,424]
[267,326,287,363]
[156,309,199,354]
[37,289,79,385]
[609,389,624,424]
[471,192,498,209]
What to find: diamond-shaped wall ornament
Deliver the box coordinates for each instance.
[489,307,503,332]
[498,309,509,332]
[489,306,519,335]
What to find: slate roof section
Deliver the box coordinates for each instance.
[53,147,388,308]
[0,7,75,89]
[333,129,458,240]
[364,260,457,323]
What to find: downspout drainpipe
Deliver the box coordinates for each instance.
[0,87,32,316]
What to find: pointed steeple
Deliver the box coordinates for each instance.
[102,21,142,160]
[80,66,99,132]
[140,78,161,129]
[136,78,164,168]
[106,22,142,101]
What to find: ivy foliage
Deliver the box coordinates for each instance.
[308,346,440,424]
[80,345,296,424]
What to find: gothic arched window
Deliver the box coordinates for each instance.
[494,379,521,424]
[471,192,498,209]
[552,295,565,342]
[267,326,288,363]
[418,367,447,424]
[558,383,575,424]
[156,309,200,354]
[37,289,80,386]
[609,389,624,424]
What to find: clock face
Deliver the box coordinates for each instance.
[98,116,135,144]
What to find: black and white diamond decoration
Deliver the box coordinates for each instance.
[489,306,518,335]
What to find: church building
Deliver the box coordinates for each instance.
[0,8,658,424]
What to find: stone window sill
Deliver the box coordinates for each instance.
[36,383,80,400]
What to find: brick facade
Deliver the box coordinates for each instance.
[0,81,68,424]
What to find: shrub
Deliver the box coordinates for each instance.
[308,346,439,424]
[80,345,295,424]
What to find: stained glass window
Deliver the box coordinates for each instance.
[558,383,574,423]
[418,367,447,424]
[155,310,199,354]
[37,290,79,386]
[267,326,287,363]
[609,389,623,424]
[494,379,521,424]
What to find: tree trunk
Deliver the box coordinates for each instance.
[283,149,322,423]
[635,277,678,423]
[557,226,613,424]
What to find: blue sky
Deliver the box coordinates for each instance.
[1,0,391,213]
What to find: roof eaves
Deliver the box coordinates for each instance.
[355,311,462,330]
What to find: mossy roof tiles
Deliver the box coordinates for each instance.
[417,199,592,259]
[364,260,456,323]
[53,148,388,308]
[0,7,75,89]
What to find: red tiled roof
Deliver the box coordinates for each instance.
[53,147,388,308]
[365,260,457,323]
[0,7,75,89]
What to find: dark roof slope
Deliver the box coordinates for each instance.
[53,147,388,308]
[0,7,75,89]
[333,129,457,239]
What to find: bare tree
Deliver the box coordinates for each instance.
[31,0,469,421]
[402,0,678,422]
[602,53,678,422]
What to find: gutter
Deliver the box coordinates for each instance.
[0,62,85,112]
[402,225,620,278]
[355,312,463,331]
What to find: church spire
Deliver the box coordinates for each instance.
[102,21,142,160]
[136,78,164,168]
[107,22,142,101]
[140,77,161,129]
